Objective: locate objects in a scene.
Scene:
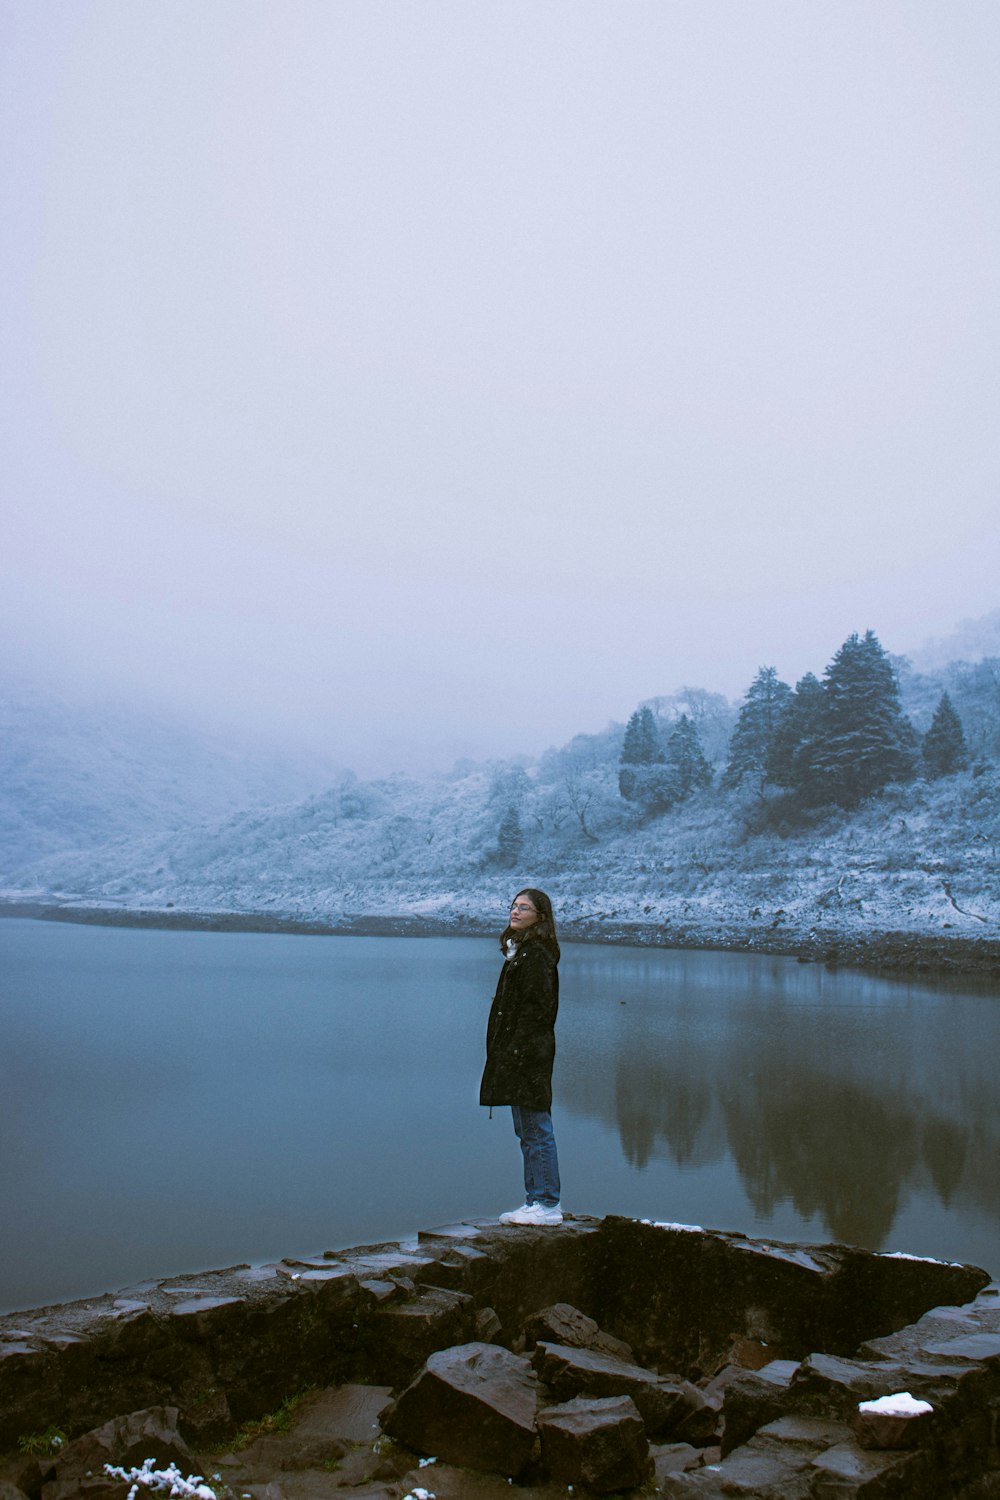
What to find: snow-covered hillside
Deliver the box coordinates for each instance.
[5,636,1000,951]
[0,675,339,879]
[15,762,1000,945]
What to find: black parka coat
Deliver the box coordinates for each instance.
[479,936,559,1111]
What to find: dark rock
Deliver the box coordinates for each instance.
[522,1302,634,1361]
[289,1268,359,1298]
[826,1252,991,1358]
[40,1408,200,1500]
[210,1384,395,1495]
[594,1216,989,1377]
[596,1218,842,1375]
[358,1278,399,1304]
[416,1227,500,1298]
[721,1360,800,1456]
[671,1378,724,1445]
[788,1352,914,1419]
[168,1296,245,1337]
[90,1306,163,1361]
[712,1449,816,1497]
[474,1306,502,1342]
[921,1332,1000,1364]
[237,1431,347,1471]
[759,1413,854,1447]
[176,1383,231,1444]
[383,1340,539,1476]
[343,1250,443,1282]
[416,1247,496,1296]
[294,1383,393,1444]
[417,1222,487,1243]
[649,1440,703,1480]
[704,1356,799,1434]
[532,1339,692,1436]
[0,1470,42,1500]
[726,1333,776,1370]
[2,1215,998,1495]
[362,1285,477,1385]
[455,1217,602,1344]
[667,1416,854,1498]
[536,1394,651,1493]
[663,1439,817,1498]
[809,1438,927,1494]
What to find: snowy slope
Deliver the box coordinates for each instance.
[13,752,1000,944]
[5,644,1000,946]
[0,675,339,880]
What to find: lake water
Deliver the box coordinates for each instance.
[3,917,1000,1314]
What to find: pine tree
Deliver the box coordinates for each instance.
[665,714,713,797]
[619,705,664,801]
[495,803,523,867]
[722,666,792,795]
[812,630,917,805]
[922,693,970,778]
[621,706,664,765]
[766,673,829,802]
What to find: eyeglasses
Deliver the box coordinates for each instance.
[510,903,537,914]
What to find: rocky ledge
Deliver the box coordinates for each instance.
[3,1216,1000,1498]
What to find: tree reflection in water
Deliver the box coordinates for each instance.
[559,946,992,1253]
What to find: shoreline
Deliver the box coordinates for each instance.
[3,898,1000,980]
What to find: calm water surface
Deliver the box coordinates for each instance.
[2,917,999,1313]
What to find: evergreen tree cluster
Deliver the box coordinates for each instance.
[619,706,712,816]
[611,628,975,838]
[722,630,970,815]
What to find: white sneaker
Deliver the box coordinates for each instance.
[499,1202,563,1226]
[498,1204,531,1224]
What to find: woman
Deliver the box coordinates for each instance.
[480,887,563,1225]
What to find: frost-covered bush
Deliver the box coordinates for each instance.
[103,1459,216,1499]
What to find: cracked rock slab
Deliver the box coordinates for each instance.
[531,1339,694,1436]
[383,1341,539,1477]
[537,1393,651,1494]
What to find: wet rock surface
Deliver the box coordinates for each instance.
[2,1216,1000,1498]
[537,1393,651,1492]
[531,1339,697,1434]
[522,1300,635,1360]
[383,1341,539,1475]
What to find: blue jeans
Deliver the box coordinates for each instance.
[511,1105,561,1207]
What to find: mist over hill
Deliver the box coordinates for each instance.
[909,608,1000,675]
[0,674,340,881]
[4,615,1000,949]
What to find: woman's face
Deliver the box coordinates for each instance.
[509,893,539,932]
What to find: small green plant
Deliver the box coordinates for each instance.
[18,1426,67,1456]
[187,1386,219,1408]
[230,1390,312,1451]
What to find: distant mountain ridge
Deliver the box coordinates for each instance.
[910,608,1000,673]
[0,674,340,881]
[4,613,1000,950]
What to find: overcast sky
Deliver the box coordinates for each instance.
[3,3,999,773]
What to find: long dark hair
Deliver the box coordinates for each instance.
[500,887,560,961]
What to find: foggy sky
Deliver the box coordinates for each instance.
[3,2,999,773]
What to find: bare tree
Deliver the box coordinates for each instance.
[563,772,600,841]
